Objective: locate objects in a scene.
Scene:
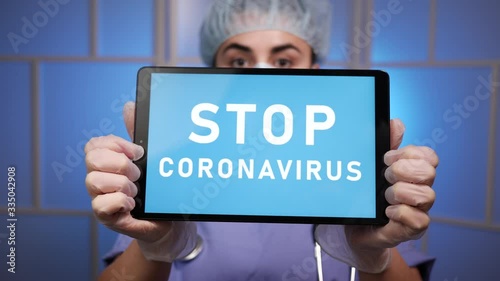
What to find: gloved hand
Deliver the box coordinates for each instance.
[85,101,198,263]
[315,119,438,273]
[137,221,199,262]
[314,224,391,273]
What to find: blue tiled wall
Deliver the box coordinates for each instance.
[372,0,500,279]
[386,67,492,221]
[0,215,91,281]
[0,0,89,56]
[435,0,500,60]
[371,0,430,62]
[39,62,147,210]
[175,0,213,60]
[98,0,154,57]
[1,1,499,281]
[1,62,33,208]
[427,223,500,280]
[327,0,352,62]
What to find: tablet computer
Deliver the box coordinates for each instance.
[131,67,390,225]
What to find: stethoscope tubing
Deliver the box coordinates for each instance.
[178,229,358,281]
[315,242,357,281]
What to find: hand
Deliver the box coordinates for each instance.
[85,102,197,262]
[315,119,438,273]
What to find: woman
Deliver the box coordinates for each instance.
[86,1,438,280]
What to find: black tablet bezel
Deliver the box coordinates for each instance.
[131,67,390,225]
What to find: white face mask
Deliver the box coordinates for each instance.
[254,62,276,68]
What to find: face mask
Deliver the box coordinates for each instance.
[254,62,276,68]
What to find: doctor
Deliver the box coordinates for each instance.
[85,0,438,280]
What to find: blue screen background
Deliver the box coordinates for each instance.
[145,73,376,218]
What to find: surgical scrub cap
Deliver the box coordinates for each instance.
[199,0,332,65]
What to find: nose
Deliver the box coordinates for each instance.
[254,62,275,68]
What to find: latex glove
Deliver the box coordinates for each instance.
[85,101,198,263]
[315,119,438,273]
[137,221,199,262]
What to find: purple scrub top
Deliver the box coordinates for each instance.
[104,222,435,281]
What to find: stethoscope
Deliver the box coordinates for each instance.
[177,229,358,281]
[314,241,357,281]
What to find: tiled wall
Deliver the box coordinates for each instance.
[368,1,500,280]
[1,1,498,280]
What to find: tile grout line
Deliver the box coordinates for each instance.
[363,0,374,69]
[428,0,437,62]
[431,216,500,232]
[2,207,500,232]
[372,61,499,67]
[0,208,93,216]
[8,206,500,229]
[354,0,364,69]
[90,0,98,58]
[0,56,499,67]
[0,56,155,62]
[90,215,99,281]
[348,0,362,69]
[164,0,173,66]
[154,0,166,66]
[485,65,498,224]
[169,0,179,66]
[31,60,41,209]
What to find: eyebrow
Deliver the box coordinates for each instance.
[221,43,303,55]
[270,44,302,55]
[221,43,252,55]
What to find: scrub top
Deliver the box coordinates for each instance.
[104,222,435,281]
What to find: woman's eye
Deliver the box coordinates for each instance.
[275,58,292,68]
[231,58,250,68]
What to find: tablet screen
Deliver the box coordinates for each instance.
[133,67,389,224]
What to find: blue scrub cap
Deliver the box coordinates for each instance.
[199,0,333,66]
